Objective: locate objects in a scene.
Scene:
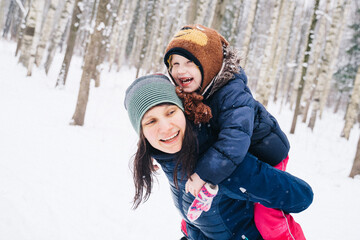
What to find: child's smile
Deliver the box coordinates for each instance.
[170,54,202,93]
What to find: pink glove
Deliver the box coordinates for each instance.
[187,183,219,222]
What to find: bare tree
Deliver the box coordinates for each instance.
[342,66,360,139]
[240,0,257,69]
[301,0,330,123]
[308,0,348,130]
[194,0,211,25]
[107,0,125,71]
[35,0,59,67]
[116,0,137,71]
[290,0,320,134]
[18,0,45,76]
[211,0,229,31]
[44,0,75,74]
[349,134,360,178]
[55,0,83,88]
[271,0,296,103]
[71,0,110,126]
[256,0,282,106]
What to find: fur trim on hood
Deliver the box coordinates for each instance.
[202,45,242,99]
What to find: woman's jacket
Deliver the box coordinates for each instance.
[151,147,313,240]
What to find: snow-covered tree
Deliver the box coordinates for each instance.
[290,0,320,134]
[71,0,110,126]
[349,133,360,178]
[255,0,282,106]
[308,0,348,130]
[35,0,59,67]
[342,66,360,140]
[44,0,75,74]
[55,0,83,88]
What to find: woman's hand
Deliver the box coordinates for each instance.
[186,173,206,197]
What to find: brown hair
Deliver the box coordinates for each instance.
[131,117,198,209]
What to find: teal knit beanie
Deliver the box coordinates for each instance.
[124,74,184,134]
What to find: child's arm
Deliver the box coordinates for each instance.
[185,173,205,197]
[196,79,256,185]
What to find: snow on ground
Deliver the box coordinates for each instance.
[0,39,359,240]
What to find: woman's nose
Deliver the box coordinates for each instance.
[158,119,172,133]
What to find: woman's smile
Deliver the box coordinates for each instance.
[160,131,180,143]
[142,105,186,154]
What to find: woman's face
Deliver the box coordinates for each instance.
[141,104,186,154]
[170,54,202,93]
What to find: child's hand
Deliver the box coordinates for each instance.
[186,173,206,197]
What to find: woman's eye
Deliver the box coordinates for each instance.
[168,109,176,116]
[144,119,155,125]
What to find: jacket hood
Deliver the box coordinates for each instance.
[202,46,242,99]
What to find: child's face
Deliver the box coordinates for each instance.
[141,104,186,154]
[170,54,202,93]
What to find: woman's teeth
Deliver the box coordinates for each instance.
[161,131,179,142]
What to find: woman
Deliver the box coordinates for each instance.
[124,74,313,240]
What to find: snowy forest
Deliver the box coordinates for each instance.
[1,0,360,176]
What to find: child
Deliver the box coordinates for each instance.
[164,24,306,240]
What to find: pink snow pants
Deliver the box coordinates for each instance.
[254,156,306,240]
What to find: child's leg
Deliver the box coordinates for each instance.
[254,156,306,240]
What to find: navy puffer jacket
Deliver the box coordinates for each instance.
[152,147,313,240]
[195,49,289,184]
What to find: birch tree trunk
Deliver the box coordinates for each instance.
[18,0,40,67]
[308,0,347,130]
[35,0,59,67]
[2,0,16,38]
[71,0,109,126]
[341,66,360,140]
[55,0,83,88]
[18,0,45,76]
[44,0,75,74]
[349,134,360,178]
[143,0,168,73]
[168,0,191,42]
[290,0,320,134]
[319,1,350,118]
[93,0,112,87]
[26,0,45,76]
[211,0,228,31]
[187,0,198,24]
[0,0,8,31]
[152,0,173,73]
[301,1,330,123]
[255,0,282,106]
[116,0,137,71]
[107,0,125,71]
[271,0,295,103]
[194,0,210,25]
[228,0,243,46]
[241,0,257,69]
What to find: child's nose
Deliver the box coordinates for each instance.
[177,66,186,74]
